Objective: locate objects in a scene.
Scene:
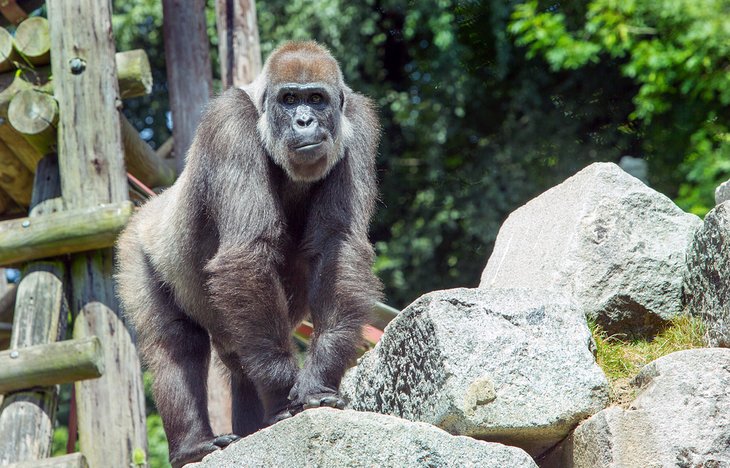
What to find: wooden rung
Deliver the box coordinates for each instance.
[0,201,133,266]
[0,337,104,394]
[7,452,88,468]
[372,301,400,330]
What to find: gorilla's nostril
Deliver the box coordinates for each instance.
[297,116,314,127]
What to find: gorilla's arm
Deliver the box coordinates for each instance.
[195,88,299,421]
[291,92,383,410]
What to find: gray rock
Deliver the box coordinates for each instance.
[340,288,609,457]
[684,201,730,346]
[480,162,701,337]
[549,348,730,467]
[187,408,537,468]
[716,179,730,205]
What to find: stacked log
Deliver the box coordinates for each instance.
[0,16,173,217]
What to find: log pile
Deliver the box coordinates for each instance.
[0,16,174,219]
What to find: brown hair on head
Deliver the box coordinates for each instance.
[265,41,343,85]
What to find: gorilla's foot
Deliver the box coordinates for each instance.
[289,391,347,415]
[170,434,241,468]
[263,409,293,427]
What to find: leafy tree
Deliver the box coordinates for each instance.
[510,0,730,214]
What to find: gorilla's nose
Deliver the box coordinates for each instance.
[296,115,315,127]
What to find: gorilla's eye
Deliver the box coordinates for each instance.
[309,93,323,104]
[283,93,297,105]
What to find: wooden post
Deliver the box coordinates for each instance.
[46,1,147,467]
[215,0,262,88]
[162,0,212,174]
[14,17,51,66]
[0,157,68,464]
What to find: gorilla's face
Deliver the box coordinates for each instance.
[261,82,346,182]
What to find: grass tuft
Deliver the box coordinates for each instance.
[590,314,707,404]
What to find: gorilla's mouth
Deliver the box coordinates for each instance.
[293,140,325,151]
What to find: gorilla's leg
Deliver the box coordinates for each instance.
[231,373,265,435]
[217,351,265,436]
[289,239,377,413]
[206,245,299,425]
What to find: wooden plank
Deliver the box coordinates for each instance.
[0,337,104,394]
[71,251,147,468]
[120,114,176,187]
[0,201,133,266]
[8,452,88,468]
[47,1,148,466]
[0,138,32,206]
[215,0,262,88]
[0,261,67,464]
[162,0,212,174]
[14,17,51,67]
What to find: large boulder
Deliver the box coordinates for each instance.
[340,288,609,457]
[683,201,730,346]
[480,162,701,337]
[547,348,730,467]
[716,179,730,205]
[187,408,537,468]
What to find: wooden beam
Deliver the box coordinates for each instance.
[0,261,67,464]
[116,49,152,99]
[215,0,262,88]
[47,2,148,467]
[0,283,15,325]
[0,27,19,72]
[163,0,212,174]
[372,301,400,330]
[7,89,57,156]
[0,337,104,394]
[0,138,32,206]
[7,453,88,468]
[0,201,133,266]
[14,17,51,67]
[120,114,176,187]
[0,189,11,215]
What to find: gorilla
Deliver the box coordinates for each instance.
[115,41,382,467]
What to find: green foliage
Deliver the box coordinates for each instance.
[592,314,706,382]
[510,0,730,214]
[143,372,172,468]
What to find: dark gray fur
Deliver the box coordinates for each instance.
[115,42,382,467]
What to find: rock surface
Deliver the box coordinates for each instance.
[716,179,730,205]
[479,162,701,337]
[186,408,537,468]
[545,348,730,467]
[683,201,730,346]
[340,288,609,457]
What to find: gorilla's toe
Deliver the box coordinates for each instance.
[213,433,241,448]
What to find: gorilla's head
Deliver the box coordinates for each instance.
[256,42,353,182]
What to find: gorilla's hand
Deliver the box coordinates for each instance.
[288,379,347,415]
